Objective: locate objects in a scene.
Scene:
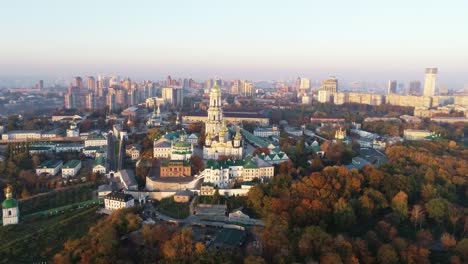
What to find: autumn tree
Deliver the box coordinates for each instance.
[333,198,356,231]
[298,225,332,259]
[441,233,457,250]
[391,191,408,220]
[162,228,198,261]
[377,244,399,264]
[190,155,204,176]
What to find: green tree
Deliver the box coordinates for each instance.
[212,189,220,205]
[455,238,468,261]
[298,225,332,259]
[333,198,356,231]
[426,198,449,224]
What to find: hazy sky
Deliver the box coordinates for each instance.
[1,0,467,87]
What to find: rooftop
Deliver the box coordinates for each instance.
[118,169,138,188]
[38,160,62,168]
[93,156,106,167]
[63,159,81,168]
[105,192,133,202]
[212,228,245,248]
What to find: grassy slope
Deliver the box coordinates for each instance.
[0,206,103,263]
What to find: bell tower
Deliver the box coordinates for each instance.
[2,185,19,226]
[206,82,223,134]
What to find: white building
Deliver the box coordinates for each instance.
[36,160,63,176]
[201,155,274,188]
[301,95,312,105]
[83,146,106,158]
[92,156,107,174]
[318,90,331,103]
[187,133,199,145]
[104,192,134,211]
[125,144,141,161]
[153,138,172,159]
[84,135,107,147]
[66,122,80,137]
[61,160,82,178]
[55,143,83,153]
[1,130,42,140]
[285,126,304,136]
[403,129,435,140]
[253,125,280,138]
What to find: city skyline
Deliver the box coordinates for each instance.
[1,0,468,88]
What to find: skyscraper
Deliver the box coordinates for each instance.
[87,76,96,92]
[37,80,44,90]
[387,80,397,94]
[409,81,421,95]
[423,68,437,96]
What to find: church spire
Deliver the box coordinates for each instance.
[4,185,12,199]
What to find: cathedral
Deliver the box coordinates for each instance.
[203,83,243,160]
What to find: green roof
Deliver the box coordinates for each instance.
[2,198,18,209]
[87,135,106,140]
[240,128,269,148]
[164,131,180,140]
[306,145,322,152]
[206,159,244,170]
[213,228,244,247]
[243,160,258,169]
[29,146,53,151]
[174,141,191,148]
[63,159,81,168]
[93,156,106,166]
[39,160,62,168]
[241,181,255,186]
[83,146,103,151]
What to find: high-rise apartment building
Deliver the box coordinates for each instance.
[320,77,338,93]
[162,87,184,107]
[85,93,95,110]
[423,68,437,96]
[73,77,83,89]
[231,80,240,94]
[242,81,254,96]
[387,80,397,94]
[300,78,310,90]
[87,76,96,91]
[205,79,213,89]
[107,88,117,113]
